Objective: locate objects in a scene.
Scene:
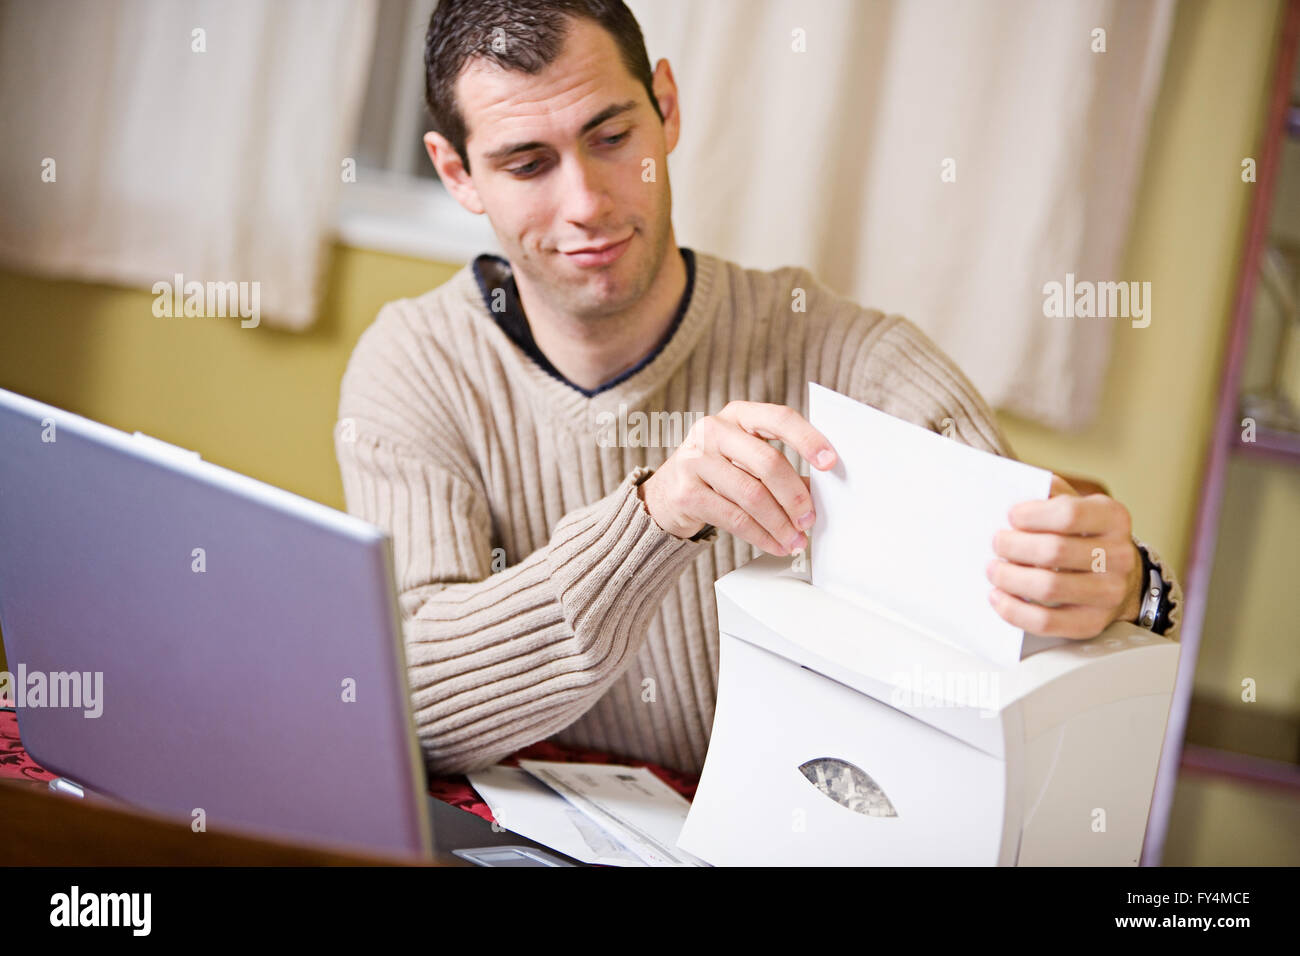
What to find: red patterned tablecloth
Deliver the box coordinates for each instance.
[0,707,698,825]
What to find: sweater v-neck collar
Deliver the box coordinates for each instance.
[462,247,718,430]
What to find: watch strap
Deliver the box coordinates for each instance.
[1134,540,1173,636]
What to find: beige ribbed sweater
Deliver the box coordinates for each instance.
[334,249,1182,777]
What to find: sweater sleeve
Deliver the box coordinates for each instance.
[849,312,1183,643]
[850,313,1019,459]
[334,427,715,776]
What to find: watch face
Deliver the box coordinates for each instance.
[1137,552,1165,632]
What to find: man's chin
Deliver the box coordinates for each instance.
[572,273,646,317]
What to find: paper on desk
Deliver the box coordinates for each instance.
[517,760,709,867]
[466,765,645,866]
[807,382,1053,668]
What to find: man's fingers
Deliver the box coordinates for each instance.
[987,587,1112,639]
[991,529,1120,571]
[686,469,790,556]
[985,560,1124,608]
[693,451,806,554]
[691,416,816,539]
[655,402,829,554]
[1007,493,1118,535]
[716,401,837,472]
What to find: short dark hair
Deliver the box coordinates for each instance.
[424,0,664,175]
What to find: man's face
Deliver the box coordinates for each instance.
[427,18,680,320]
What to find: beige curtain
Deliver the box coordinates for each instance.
[0,0,377,331]
[631,0,1173,429]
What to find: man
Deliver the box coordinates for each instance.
[335,0,1180,777]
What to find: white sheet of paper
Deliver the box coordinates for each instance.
[517,760,709,867]
[807,382,1053,668]
[466,765,645,867]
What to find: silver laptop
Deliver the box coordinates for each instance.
[0,387,577,865]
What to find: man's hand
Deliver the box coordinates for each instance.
[986,474,1144,639]
[637,401,838,555]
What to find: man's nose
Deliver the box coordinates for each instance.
[560,153,615,228]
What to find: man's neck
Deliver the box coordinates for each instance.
[513,242,688,393]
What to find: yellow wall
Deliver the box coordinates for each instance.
[994,0,1299,862]
[0,0,1292,863]
[998,0,1278,583]
[0,245,457,513]
[999,1,1299,715]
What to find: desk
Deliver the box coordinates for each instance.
[0,709,699,865]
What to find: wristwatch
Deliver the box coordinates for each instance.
[1134,542,1174,635]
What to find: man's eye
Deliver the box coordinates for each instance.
[507,134,627,176]
[508,160,541,177]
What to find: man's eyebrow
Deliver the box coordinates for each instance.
[482,99,639,163]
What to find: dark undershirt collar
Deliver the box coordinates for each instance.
[471,247,696,398]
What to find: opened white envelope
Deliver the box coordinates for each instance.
[807,383,1053,668]
[517,760,708,867]
[466,765,645,867]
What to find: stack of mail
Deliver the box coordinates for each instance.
[468,761,709,867]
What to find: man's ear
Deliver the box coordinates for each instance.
[424,130,485,215]
[651,58,681,155]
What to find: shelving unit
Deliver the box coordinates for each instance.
[1142,0,1300,865]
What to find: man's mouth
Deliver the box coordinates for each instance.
[561,232,633,268]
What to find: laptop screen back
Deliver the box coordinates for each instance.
[0,388,431,859]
